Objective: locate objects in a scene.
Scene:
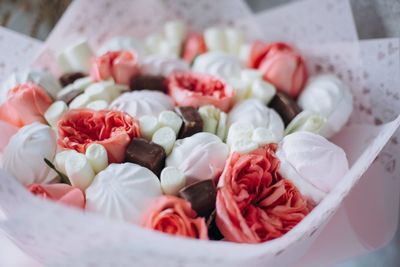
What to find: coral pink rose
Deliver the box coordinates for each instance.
[182,32,207,64]
[248,42,308,98]
[141,196,208,240]
[90,50,140,85]
[167,72,234,112]
[0,83,53,128]
[27,183,85,209]
[58,109,140,163]
[216,145,309,243]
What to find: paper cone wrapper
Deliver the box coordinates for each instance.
[1,0,400,266]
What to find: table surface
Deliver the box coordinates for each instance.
[0,0,399,266]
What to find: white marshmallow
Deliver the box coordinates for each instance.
[97,36,146,60]
[65,152,95,191]
[55,150,79,174]
[158,40,180,58]
[152,127,176,155]
[141,56,189,77]
[239,43,251,63]
[226,121,254,146]
[252,127,279,145]
[85,144,108,174]
[84,82,113,103]
[230,78,251,102]
[251,79,276,104]
[58,40,93,73]
[204,27,226,52]
[139,115,160,140]
[160,166,186,195]
[69,93,91,109]
[240,69,263,85]
[86,100,109,111]
[216,111,228,141]
[164,20,186,44]
[145,33,164,55]
[44,101,68,127]
[56,76,92,102]
[198,105,220,134]
[231,139,258,154]
[225,28,244,56]
[202,117,218,134]
[158,110,183,135]
[285,111,326,135]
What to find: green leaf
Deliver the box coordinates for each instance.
[43,158,71,185]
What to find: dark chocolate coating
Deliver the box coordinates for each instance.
[59,72,86,87]
[175,106,203,139]
[178,179,216,218]
[57,89,84,105]
[207,211,223,240]
[269,91,302,126]
[124,138,166,177]
[130,75,167,93]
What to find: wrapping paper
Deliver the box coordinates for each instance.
[0,0,399,266]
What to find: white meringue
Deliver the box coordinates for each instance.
[251,79,276,104]
[192,51,241,82]
[110,90,174,118]
[85,163,162,223]
[226,122,254,146]
[166,132,229,184]
[228,99,285,141]
[298,74,353,138]
[97,36,146,60]
[0,69,62,102]
[276,131,349,204]
[3,123,57,185]
[141,56,189,77]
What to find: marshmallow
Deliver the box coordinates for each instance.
[160,166,186,195]
[55,150,79,174]
[216,111,228,140]
[141,56,189,77]
[85,81,115,103]
[164,20,187,44]
[298,74,353,138]
[0,69,62,102]
[152,127,176,155]
[239,43,251,63]
[192,51,241,82]
[86,100,109,111]
[166,132,229,184]
[139,115,160,140]
[44,101,68,127]
[204,27,226,52]
[251,79,276,104]
[252,127,279,145]
[240,69,263,85]
[198,105,220,134]
[228,99,284,141]
[97,36,146,60]
[56,76,92,102]
[158,110,183,135]
[231,139,258,154]
[85,163,162,223]
[276,131,349,204]
[225,28,244,56]
[85,144,108,174]
[65,152,95,191]
[69,93,91,109]
[158,40,181,58]
[110,90,174,118]
[58,40,93,73]
[145,33,164,55]
[226,121,254,146]
[230,78,251,102]
[3,123,57,185]
[285,110,326,135]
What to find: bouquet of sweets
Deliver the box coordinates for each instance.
[0,0,399,266]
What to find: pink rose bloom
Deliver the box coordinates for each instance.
[0,83,53,128]
[167,72,235,112]
[27,183,85,209]
[141,196,208,240]
[216,145,309,243]
[90,50,140,85]
[58,109,140,163]
[0,120,18,152]
[248,42,308,98]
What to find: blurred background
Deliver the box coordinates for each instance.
[0,0,399,266]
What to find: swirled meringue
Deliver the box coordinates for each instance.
[228,99,284,141]
[192,51,241,82]
[3,122,57,185]
[141,56,189,77]
[110,90,174,118]
[298,74,353,138]
[85,163,162,223]
[166,132,229,184]
[0,69,61,103]
[276,131,349,204]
